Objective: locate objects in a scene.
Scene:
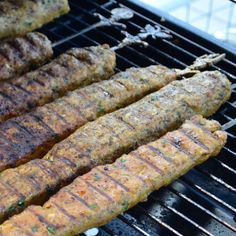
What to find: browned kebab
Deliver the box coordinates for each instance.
[0,70,231,223]
[0,116,227,236]
[0,53,225,172]
[0,65,176,172]
[0,44,115,122]
[0,32,53,81]
[0,0,70,39]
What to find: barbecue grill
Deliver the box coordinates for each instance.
[37,0,236,235]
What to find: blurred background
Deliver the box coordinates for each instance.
[136,0,236,48]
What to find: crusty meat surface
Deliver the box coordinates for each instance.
[0,65,176,171]
[0,71,230,223]
[0,0,70,39]
[0,44,115,122]
[0,116,227,236]
[0,32,53,81]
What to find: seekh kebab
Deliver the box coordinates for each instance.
[0,65,176,171]
[0,116,227,236]
[0,44,115,122]
[0,71,230,223]
[0,0,69,39]
[0,32,53,81]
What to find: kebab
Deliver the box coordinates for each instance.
[0,0,70,39]
[0,116,227,235]
[0,53,224,172]
[0,70,230,223]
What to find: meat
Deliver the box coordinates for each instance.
[0,32,53,81]
[0,65,176,171]
[0,116,227,235]
[0,44,116,122]
[0,71,230,223]
[0,0,70,39]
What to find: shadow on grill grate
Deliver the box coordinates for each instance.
[37,0,236,235]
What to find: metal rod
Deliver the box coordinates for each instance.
[168,185,236,232]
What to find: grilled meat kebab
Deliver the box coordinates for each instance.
[0,71,230,223]
[0,44,115,122]
[0,65,176,171]
[0,116,227,236]
[0,32,53,81]
[0,0,70,39]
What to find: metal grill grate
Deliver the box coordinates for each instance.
[38,0,236,235]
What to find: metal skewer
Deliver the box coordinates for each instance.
[111,24,172,51]
[175,53,226,77]
[52,7,134,47]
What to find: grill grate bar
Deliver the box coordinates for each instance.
[136,205,183,236]
[118,214,151,236]
[181,176,236,213]
[213,159,236,175]
[100,225,118,236]
[151,196,215,236]
[195,167,236,192]
[167,185,236,232]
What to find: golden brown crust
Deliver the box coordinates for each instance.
[0,116,227,236]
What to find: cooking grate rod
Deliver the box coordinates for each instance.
[118,214,151,236]
[136,205,184,236]
[196,167,236,192]
[168,185,236,232]
[181,176,236,214]
[151,195,215,236]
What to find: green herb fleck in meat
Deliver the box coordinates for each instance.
[89,204,98,209]
[98,104,105,114]
[31,225,39,232]
[47,226,56,234]
[17,198,25,207]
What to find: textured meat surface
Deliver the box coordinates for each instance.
[0,32,53,81]
[0,65,176,171]
[0,44,115,122]
[0,0,70,39]
[0,116,227,236]
[0,71,230,223]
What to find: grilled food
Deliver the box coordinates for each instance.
[0,116,227,236]
[0,32,53,81]
[0,65,176,171]
[0,0,70,39]
[0,71,230,223]
[0,44,115,122]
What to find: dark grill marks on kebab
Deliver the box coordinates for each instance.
[0,32,53,81]
[0,116,227,236]
[0,70,231,223]
[0,65,176,172]
[0,44,116,122]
